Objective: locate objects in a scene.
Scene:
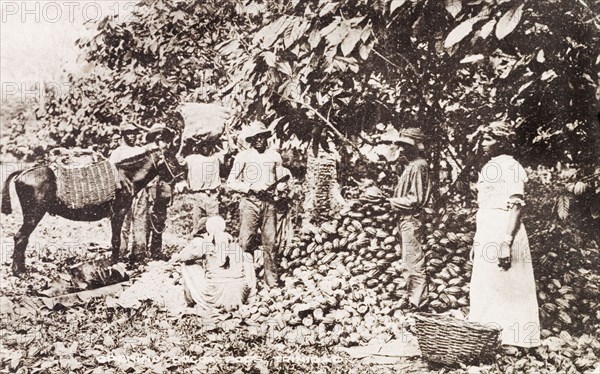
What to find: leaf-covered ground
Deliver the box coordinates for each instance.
[0,188,434,373]
[1,169,599,373]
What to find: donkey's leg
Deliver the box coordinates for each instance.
[13,208,46,275]
[12,170,50,276]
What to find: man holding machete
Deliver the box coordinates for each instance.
[226,121,288,287]
[366,127,432,312]
[386,127,431,312]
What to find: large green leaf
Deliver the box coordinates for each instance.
[263,51,277,67]
[325,21,352,47]
[478,19,497,40]
[308,29,322,49]
[254,16,291,48]
[495,3,525,40]
[277,61,294,76]
[444,16,485,48]
[390,0,407,14]
[557,194,571,220]
[319,1,339,17]
[341,29,363,56]
[284,18,307,49]
[359,40,375,60]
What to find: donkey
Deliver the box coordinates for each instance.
[1,146,182,275]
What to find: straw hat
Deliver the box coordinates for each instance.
[397,128,426,147]
[487,121,516,140]
[242,121,271,141]
[146,123,175,142]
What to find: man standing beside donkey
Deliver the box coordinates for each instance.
[116,122,177,262]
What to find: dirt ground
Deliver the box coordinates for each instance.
[0,179,443,373]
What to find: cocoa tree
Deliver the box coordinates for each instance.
[41,0,255,154]
[37,0,600,183]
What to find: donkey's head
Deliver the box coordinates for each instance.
[114,145,182,193]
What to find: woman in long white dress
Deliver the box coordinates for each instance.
[172,216,256,314]
[468,121,541,348]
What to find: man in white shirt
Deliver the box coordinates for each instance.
[109,123,145,164]
[226,121,285,287]
[110,122,146,260]
[180,139,225,238]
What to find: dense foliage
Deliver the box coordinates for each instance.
[9,0,592,167]
[2,0,598,249]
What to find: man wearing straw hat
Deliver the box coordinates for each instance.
[382,127,432,312]
[226,121,286,287]
[143,123,177,259]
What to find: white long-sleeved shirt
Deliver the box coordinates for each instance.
[226,148,282,193]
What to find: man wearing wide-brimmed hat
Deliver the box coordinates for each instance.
[144,123,177,259]
[226,121,286,287]
[120,123,176,262]
[382,127,432,312]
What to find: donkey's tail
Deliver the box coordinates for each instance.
[2,170,24,215]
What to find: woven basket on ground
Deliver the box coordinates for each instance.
[55,159,118,209]
[414,313,501,366]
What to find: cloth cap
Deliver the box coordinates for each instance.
[243,121,271,141]
[469,121,516,145]
[120,123,139,133]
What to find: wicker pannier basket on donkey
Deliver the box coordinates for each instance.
[54,159,118,209]
[413,313,501,366]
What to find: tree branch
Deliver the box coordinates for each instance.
[372,48,419,77]
[577,0,600,30]
[284,95,366,159]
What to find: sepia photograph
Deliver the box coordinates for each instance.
[1,0,599,372]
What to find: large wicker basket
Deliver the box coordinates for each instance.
[55,160,118,209]
[414,313,501,366]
